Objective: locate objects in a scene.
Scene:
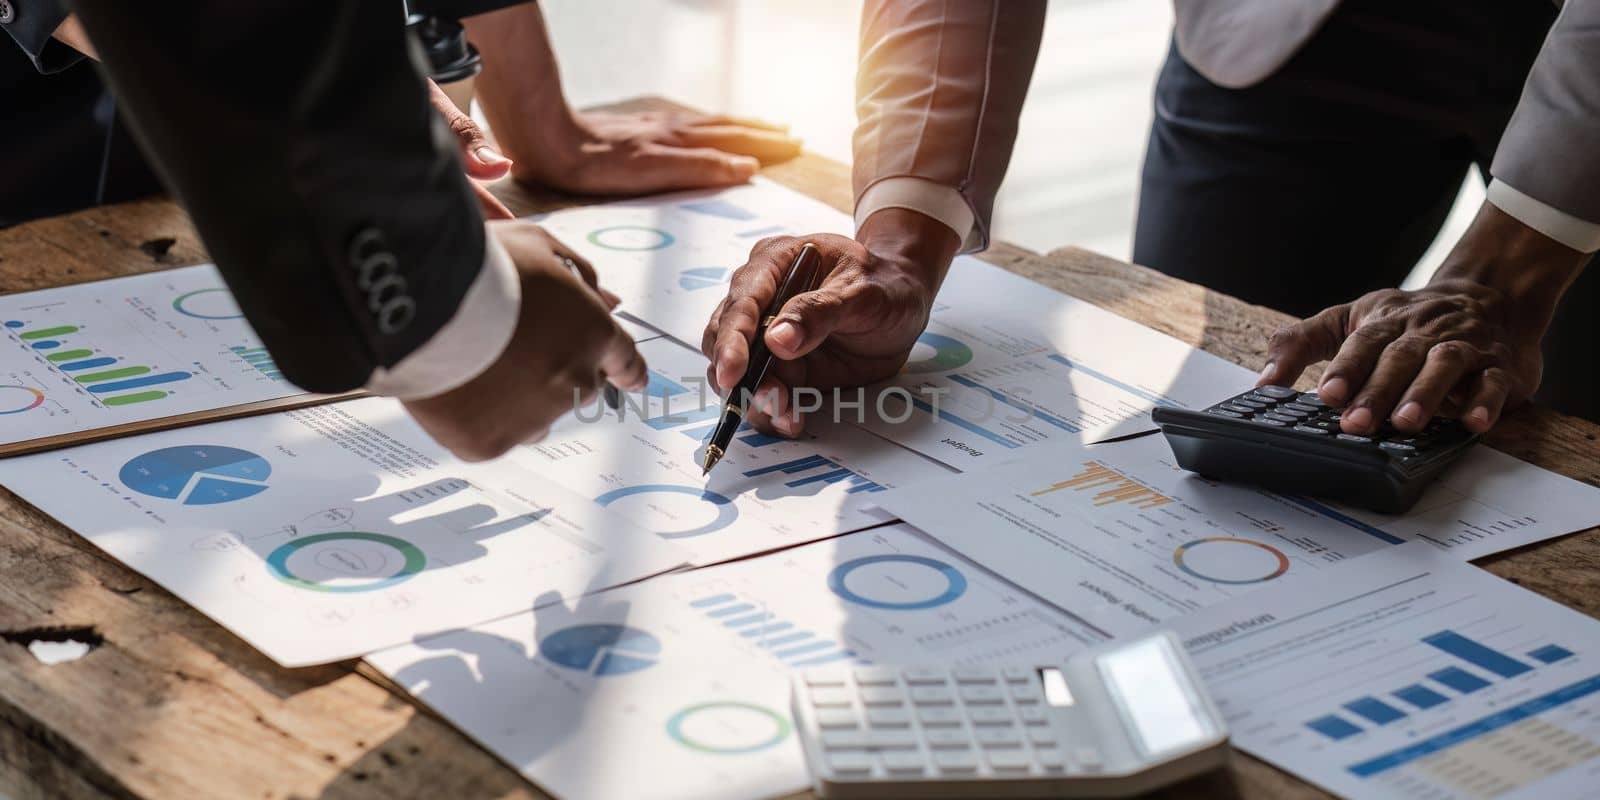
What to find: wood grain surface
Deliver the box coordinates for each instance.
[1,97,1594,800]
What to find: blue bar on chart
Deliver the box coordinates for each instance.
[1343,696,1407,725]
[1306,715,1364,741]
[1423,630,1533,678]
[690,592,858,667]
[1430,667,1492,694]
[643,369,692,398]
[946,374,1082,433]
[678,420,785,448]
[689,593,735,608]
[705,603,755,619]
[230,345,285,381]
[1529,645,1575,664]
[643,403,721,430]
[743,455,886,494]
[85,371,192,394]
[1393,684,1450,710]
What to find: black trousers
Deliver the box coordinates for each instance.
[1133,0,1596,422]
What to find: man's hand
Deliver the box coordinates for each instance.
[402,221,647,461]
[701,208,960,436]
[1261,203,1588,435]
[427,79,516,220]
[461,4,799,197]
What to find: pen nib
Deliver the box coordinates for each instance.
[701,445,724,477]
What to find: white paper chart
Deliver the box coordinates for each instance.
[882,433,1600,636]
[368,524,1108,800]
[0,265,306,444]
[534,178,852,347]
[0,397,689,665]
[512,337,954,565]
[1172,543,1600,800]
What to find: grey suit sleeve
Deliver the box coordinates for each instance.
[852,0,1047,251]
[1490,0,1600,242]
[0,0,83,72]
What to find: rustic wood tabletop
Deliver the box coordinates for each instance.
[1,98,1595,800]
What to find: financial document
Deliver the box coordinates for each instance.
[0,397,689,665]
[881,434,1600,636]
[534,178,851,347]
[368,523,1108,800]
[0,265,306,445]
[1172,542,1600,800]
[509,337,953,565]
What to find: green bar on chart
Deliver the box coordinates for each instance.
[74,366,150,384]
[102,390,167,406]
[20,326,77,341]
[46,349,95,362]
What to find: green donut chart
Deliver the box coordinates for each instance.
[266,532,426,593]
[587,225,676,251]
[666,701,792,754]
[902,332,974,374]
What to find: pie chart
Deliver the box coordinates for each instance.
[539,623,661,676]
[119,445,271,505]
[678,267,730,292]
[902,332,974,374]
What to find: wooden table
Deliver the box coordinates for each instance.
[2,98,1597,800]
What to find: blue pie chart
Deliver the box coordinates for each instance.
[539,624,661,676]
[828,554,968,610]
[119,445,271,505]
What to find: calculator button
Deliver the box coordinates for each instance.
[1381,441,1418,455]
[1207,408,1244,418]
[910,686,955,705]
[1074,747,1104,771]
[974,727,1022,748]
[805,671,848,687]
[1255,385,1298,399]
[1296,393,1328,407]
[902,667,947,685]
[918,706,964,726]
[1283,402,1319,414]
[966,706,1014,725]
[865,729,919,750]
[985,749,1032,772]
[859,687,904,707]
[953,667,998,684]
[881,750,928,774]
[1027,727,1058,746]
[960,685,1005,704]
[1002,666,1033,683]
[925,728,974,748]
[1036,748,1067,771]
[827,751,874,774]
[1219,403,1257,415]
[810,687,854,707]
[1241,392,1281,405]
[1293,424,1330,435]
[934,750,979,773]
[1253,418,1288,427]
[817,709,861,729]
[1337,433,1373,443]
[1273,407,1311,419]
[853,666,898,686]
[1232,398,1268,410]
[1009,684,1042,703]
[1017,707,1048,726]
[867,707,911,727]
[821,730,868,749]
[1263,412,1300,424]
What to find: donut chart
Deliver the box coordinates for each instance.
[587,225,675,251]
[902,332,974,374]
[666,701,792,754]
[266,532,426,593]
[828,554,968,610]
[594,484,738,539]
[1172,537,1290,585]
[0,385,44,414]
[172,288,244,320]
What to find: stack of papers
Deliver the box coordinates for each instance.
[1,180,1597,800]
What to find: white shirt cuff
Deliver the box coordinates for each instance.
[363,228,521,400]
[855,177,980,251]
[1486,179,1600,253]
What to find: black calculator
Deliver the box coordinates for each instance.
[1150,385,1477,514]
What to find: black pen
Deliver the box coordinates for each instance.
[702,243,820,475]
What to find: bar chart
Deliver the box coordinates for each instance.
[1032,460,1173,509]
[689,591,857,669]
[7,320,194,406]
[742,454,886,494]
[229,346,284,381]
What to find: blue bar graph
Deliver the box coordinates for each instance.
[724,612,774,628]
[788,468,854,487]
[757,632,813,649]
[774,640,836,660]
[30,341,59,349]
[1423,630,1533,678]
[792,651,857,668]
[739,622,793,638]
[1430,667,1492,694]
[690,592,858,667]
[744,455,830,476]
[84,371,193,394]
[743,455,886,494]
[643,370,691,398]
[947,375,1082,433]
[1307,715,1363,741]
[1344,697,1407,725]
[1530,645,1575,664]
[643,403,720,430]
[59,356,117,371]
[690,593,735,608]
[706,603,755,618]
[1393,684,1449,710]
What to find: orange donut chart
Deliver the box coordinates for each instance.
[1173,537,1290,585]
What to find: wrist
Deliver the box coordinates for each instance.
[1432,203,1589,333]
[857,207,961,296]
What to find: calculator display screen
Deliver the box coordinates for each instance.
[1099,637,1211,758]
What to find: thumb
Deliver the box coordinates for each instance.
[766,285,856,359]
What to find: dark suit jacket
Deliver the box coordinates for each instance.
[64,0,489,393]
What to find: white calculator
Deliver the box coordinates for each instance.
[790,630,1228,798]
